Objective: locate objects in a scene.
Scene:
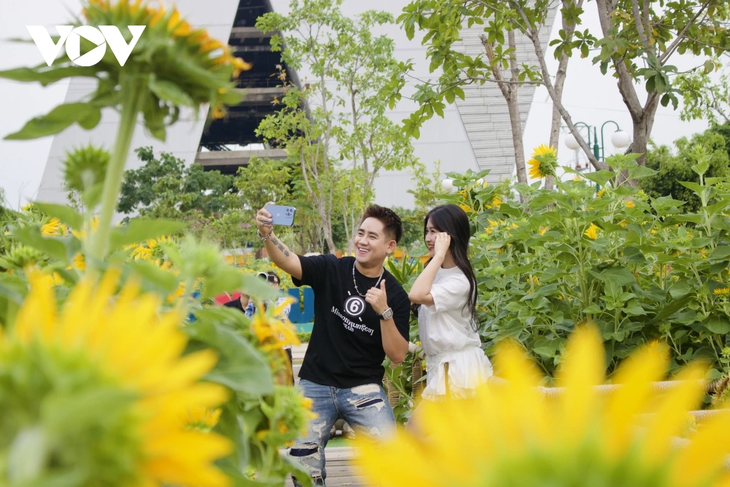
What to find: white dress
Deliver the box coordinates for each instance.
[418,266,493,400]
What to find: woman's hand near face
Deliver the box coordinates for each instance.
[434,232,451,259]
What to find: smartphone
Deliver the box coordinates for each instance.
[265,204,297,226]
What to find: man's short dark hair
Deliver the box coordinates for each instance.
[361,205,403,243]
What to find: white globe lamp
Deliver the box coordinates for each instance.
[441,179,455,193]
[611,130,630,148]
[565,134,580,151]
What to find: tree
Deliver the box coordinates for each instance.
[118,147,237,219]
[395,0,730,180]
[256,0,418,253]
[640,125,730,211]
[394,0,588,184]
[678,64,730,125]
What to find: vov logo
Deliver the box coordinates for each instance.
[26,25,146,67]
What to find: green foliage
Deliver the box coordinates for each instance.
[392,207,427,251]
[296,331,311,343]
[119,147,237,218]
[383,254,424,423]
[395,0,730,171]
[641,127,730,212]
[455,154,730,379]
[677,63,730,124]
[256,0,418,252]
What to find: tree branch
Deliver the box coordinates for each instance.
[511,0,607,171]
[658,0,713,66]
[630,0,650,49]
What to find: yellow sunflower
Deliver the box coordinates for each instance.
[0,270,232,487]
[354,325,730,487]
[527,144,558,179]
[584,223,599,240]
[713,287,730,296]
[41,217,62,237]
[250,299,300,351]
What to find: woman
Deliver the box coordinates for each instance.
[408,204,492,402]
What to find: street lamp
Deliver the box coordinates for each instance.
[564,120,629,171]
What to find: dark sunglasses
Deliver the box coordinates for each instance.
[257,272,279,284]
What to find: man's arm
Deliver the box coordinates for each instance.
[366,280,409,364]
[256,203,303,281]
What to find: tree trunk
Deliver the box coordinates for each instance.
[545,0,584,190]
[482,31,527,184]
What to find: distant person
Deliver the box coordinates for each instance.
[223,290,254,317]
[256,203,410,487]
[407,204,492,428]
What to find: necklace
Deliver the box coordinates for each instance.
[352,262,384,297]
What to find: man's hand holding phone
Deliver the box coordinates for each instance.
[256,203,296,240]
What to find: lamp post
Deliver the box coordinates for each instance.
[564,120,630,171]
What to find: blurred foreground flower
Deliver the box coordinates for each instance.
[355,325,730,487]
[0,270,232,487]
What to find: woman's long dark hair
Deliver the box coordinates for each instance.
[424,204,477,330]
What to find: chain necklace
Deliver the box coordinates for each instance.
[352,261,384,297]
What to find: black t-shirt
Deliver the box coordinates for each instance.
[224,298,245,312]
[292,255,410,388]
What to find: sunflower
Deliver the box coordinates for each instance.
[584,223,599,240]
[713,287,730,296]
[527,144,558,179]
[0,270,232,487]
[186,407,223,431]
[626,200,636,208]
[71,216,99,241]
[41,217,63,236]
[250,299,300,351]
[354,325,730,487]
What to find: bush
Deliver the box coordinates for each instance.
[451,152,730,379]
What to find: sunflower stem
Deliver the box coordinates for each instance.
[90,75,144,265]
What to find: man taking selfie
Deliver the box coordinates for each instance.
[256,203,410,487]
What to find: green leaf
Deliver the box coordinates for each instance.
[620,246,647,264]
[532,338,564,358]
[0,267,28,296]
[109,219,189,249]
[127,261,178,293]
[627,165,656,180]
[592,267,636,286]
[11,226,69,262]
[33,203,84,229]
[704,316,730,335]
[188,310,274,396]
[581,170,615,188]
[669,280,691,299]
[281,454,314,487]
[709,246,730,261]
[5,103,102,140]
[691,160,710,177]
[678,181,705,196]
[0,65,98,85]
[201,266,246,301]
[149,78,194,107]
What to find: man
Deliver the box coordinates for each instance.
[256,203,410,487]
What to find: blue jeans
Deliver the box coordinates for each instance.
[290,379,396,486]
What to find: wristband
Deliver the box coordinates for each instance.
[257,229,273,242]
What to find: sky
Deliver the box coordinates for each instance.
[0,0,714,209]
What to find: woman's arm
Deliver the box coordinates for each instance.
[408,233,450,306]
